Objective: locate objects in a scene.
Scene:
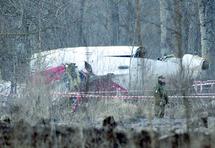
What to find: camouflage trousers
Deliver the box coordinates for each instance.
[154,104,165,118]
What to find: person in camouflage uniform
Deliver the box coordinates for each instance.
[153,75,168,118]
[65,63,81,111]
[65,63,80,91]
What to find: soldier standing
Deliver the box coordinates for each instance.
[65,63,80,91]
[153,75,168,118]
[65,63,81,111]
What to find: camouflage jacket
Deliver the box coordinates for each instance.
[65,66,80,91]
[153,83,168,106]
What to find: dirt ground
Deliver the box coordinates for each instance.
[0,115,214,148]
[1,94,215,147]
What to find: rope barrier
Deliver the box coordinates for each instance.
[2,90,215,99]
[51,92,215,99]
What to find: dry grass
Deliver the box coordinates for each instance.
[1,76,215,147]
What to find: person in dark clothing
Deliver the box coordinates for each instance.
[153,75,168,118]
[65,63,81,111]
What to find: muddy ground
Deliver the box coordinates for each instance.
[0,115,215,148]
[1,95,215,147]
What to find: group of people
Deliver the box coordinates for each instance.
[64,61,97,111]
[64,62,169,117]
[64,61,94,92]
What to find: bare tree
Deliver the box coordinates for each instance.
[181,1,191,54]
[159,0,171,56]
[134,0,142,45]
[188,0,201,54]
[126,1,135,45]
[128,0,145,95]
[173,0,182,58]
[110,0,119,45]
[198,0,215,77]
[198,0,209,58]
[79,0,87,46]
[173,0,192,132]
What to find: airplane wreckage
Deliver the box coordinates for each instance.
[0,46,211,110]
[30,46,209,95]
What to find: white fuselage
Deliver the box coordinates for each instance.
[30,46,207,94]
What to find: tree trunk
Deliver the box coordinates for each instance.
[174,0,191,133]
[173,0,182,58]
[110,0,119,45]
[126,0,135,45]
[188,1,201,54]
[198,0,209,58]
[181,1,190,54]
[198,0,215,77]
[79,0,87,46]
[130,0,145,95]
[159,0,171,56]
[134,0,142,45]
